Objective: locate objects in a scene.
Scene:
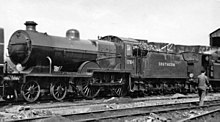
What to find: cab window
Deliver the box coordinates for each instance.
[126,44,132,56]
[133,45,148,57]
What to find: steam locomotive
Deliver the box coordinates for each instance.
[0,21,220,102]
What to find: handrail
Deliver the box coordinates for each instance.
[46,56,52,74]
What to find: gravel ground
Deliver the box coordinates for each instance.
[123,106,220,122]
[1,93,220,121]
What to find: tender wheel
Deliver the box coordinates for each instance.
[50,81,67,101]
[77,78,100,99]
[21,80,40,102]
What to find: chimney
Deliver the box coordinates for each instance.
[24,21,37,31]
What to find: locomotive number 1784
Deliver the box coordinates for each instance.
[158,62,176,67]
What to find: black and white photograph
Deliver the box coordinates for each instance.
[0,0,220,121]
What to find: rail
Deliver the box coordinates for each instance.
[5,98,220,122]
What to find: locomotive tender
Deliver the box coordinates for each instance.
[0,21,220,102]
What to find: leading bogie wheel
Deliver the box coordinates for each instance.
[50,81,67,101]
[21,80,40,102]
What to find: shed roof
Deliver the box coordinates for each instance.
[210,28,220,37]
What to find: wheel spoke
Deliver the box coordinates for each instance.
[86,89,90,96]
[56,93,60,97]
[33,86,39,90]
[84,88,89,95]
[117,88,122,95]
[61,88,64,91]
[114,86,127,97]
[27,94,31,100]
[83,85,88,90]
[55,91,59,96]
[24,91,30,96]
[27,85,31,91]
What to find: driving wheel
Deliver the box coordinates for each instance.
[77,78,100,99]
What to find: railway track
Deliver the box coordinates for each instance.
[178,108,220,122]
[4,98,220,122]
[58,100,220,122]
[0,93,198,110]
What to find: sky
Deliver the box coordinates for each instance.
[0,0,220,47]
